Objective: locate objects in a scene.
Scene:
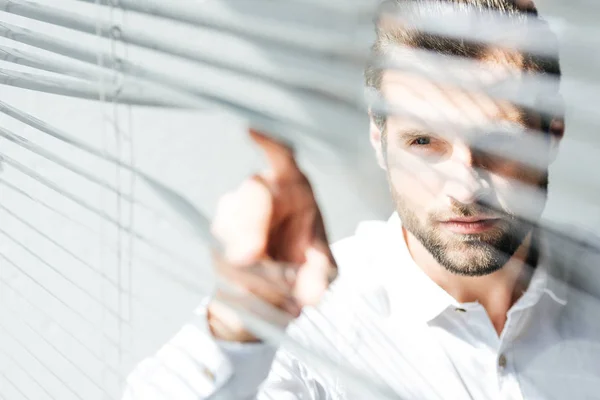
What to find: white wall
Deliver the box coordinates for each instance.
[0,1,598,399]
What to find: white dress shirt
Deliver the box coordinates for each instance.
[122,214,600,400]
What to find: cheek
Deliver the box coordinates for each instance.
[488,171,547,217]
[487,158,547,194]
[489,174,514,203]
[388,159,444,207]
[488,159,540,181]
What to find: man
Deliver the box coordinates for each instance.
[123,0,600,399]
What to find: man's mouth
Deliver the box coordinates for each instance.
[439,217,501,234]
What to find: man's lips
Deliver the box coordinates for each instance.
[439,217,501,234]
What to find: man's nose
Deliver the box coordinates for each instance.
[442,143,489,205]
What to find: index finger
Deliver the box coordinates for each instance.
[249,129,302,181]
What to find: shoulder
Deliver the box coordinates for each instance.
[286,218,393,337]
[287,216,392,325]
[277,220,392,395]
[330,219,391,281]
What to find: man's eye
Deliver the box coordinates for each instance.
[412,137,431,146]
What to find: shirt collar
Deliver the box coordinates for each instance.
[372,213,567,323]
[373,213,457,322]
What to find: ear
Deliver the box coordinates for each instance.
[538,94,565,164]
[369,113,387,170]
[547,116,564,164]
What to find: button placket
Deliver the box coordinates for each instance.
[498,354,507,369]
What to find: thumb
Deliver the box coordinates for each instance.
[293,246,336,306]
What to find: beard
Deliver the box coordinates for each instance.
[391,176,548,277]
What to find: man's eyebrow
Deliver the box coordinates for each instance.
[481,121,528,136]
[394,129,433,139]
[395,128,457,142]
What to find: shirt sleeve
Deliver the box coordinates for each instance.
[121,299,329,400]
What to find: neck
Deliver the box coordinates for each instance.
[404,228,535,335]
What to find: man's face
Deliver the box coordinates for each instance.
[377,60,556,276]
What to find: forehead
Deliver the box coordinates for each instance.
[381,53,530,132]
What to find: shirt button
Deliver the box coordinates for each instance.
[202,366,215,382]
[455,307,467,313]
[498,354,507,368]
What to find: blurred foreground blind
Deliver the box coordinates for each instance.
[0,0,599,399]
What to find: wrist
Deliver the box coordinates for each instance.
[207,301,261,343]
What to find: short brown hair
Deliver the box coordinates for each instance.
[365,0,562,132]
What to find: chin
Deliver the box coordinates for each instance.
[438,243,512,276]
[444,263,504,277]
